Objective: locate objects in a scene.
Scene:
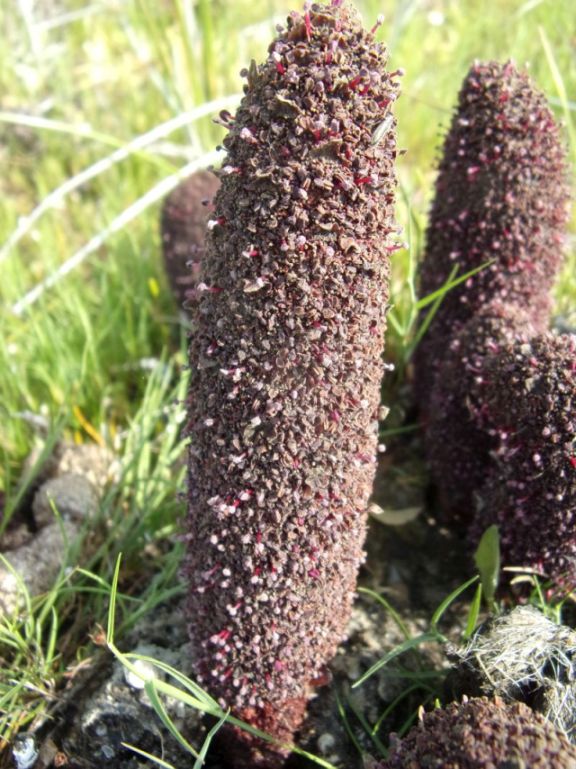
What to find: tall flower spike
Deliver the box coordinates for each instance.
[185,2,399,765]
[160,170,220,310]
[470,333,576,585]
[414,60,570,410]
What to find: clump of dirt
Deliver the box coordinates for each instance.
[447,605,576,740]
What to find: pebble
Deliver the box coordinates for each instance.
[0,520,77,615]
[55,443,118,488]
[32,473,99,527]
[12,735,38,769]
[23,441,118,493]
[317,732,336,753]
[123,658,157,690]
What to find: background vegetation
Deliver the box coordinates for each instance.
[0,0,574,755]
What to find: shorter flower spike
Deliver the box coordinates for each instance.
[425,301,538,523]
[470,333,576,584]
[414,60,570,409]
[378,697,576,769]
[160,170,220,310]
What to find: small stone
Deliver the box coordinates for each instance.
[61,634,199,768]
[12,735,39,769]
[23,441,117,491]
[55,443,118,489]
[0,520,77,616]
[100,744,115,760]
[32,474,99,527]
[123,658,157,690]
[317,733,336,754]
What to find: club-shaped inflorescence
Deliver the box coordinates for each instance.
[185,2,400,764]
[414,60,573,587]
[415,60,569,409]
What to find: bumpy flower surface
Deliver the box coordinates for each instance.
[470,333,576,584]
[160,170,219,309]
[185,2,399,764]
[414,60,569,408]
[425,302,537,522]
[378,697,576,769]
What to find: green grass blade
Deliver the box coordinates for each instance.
[346,692,387,757]
[144,680,200,759]
[539,26,576,161]
[405,264,458,362]
[124,653,220,709]
[193,710,230,769]
[12,150,222,316]
[430,575,479,630]
[107,553,122,646]
[0,97,239,264]
[334,689,364,759]
[358,587,412,641]
[463,583,483,640]
[372,683,431,737]
[353,632,442,689]
[122,743,176,769]
[44,606,59,667]
[474,524,500,611]
[0,111,123,148]
[108,643,338,768]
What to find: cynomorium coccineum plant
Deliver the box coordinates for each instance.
[470,333,576,583]
[378,697,576,769]
[160,170,220,309]
[425,301,538,522]
[414,60,569,408]
[414,60,570,534]
[185,2,400,765]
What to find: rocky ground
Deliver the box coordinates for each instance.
[1,427,481,769]
[12,388,576,768]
